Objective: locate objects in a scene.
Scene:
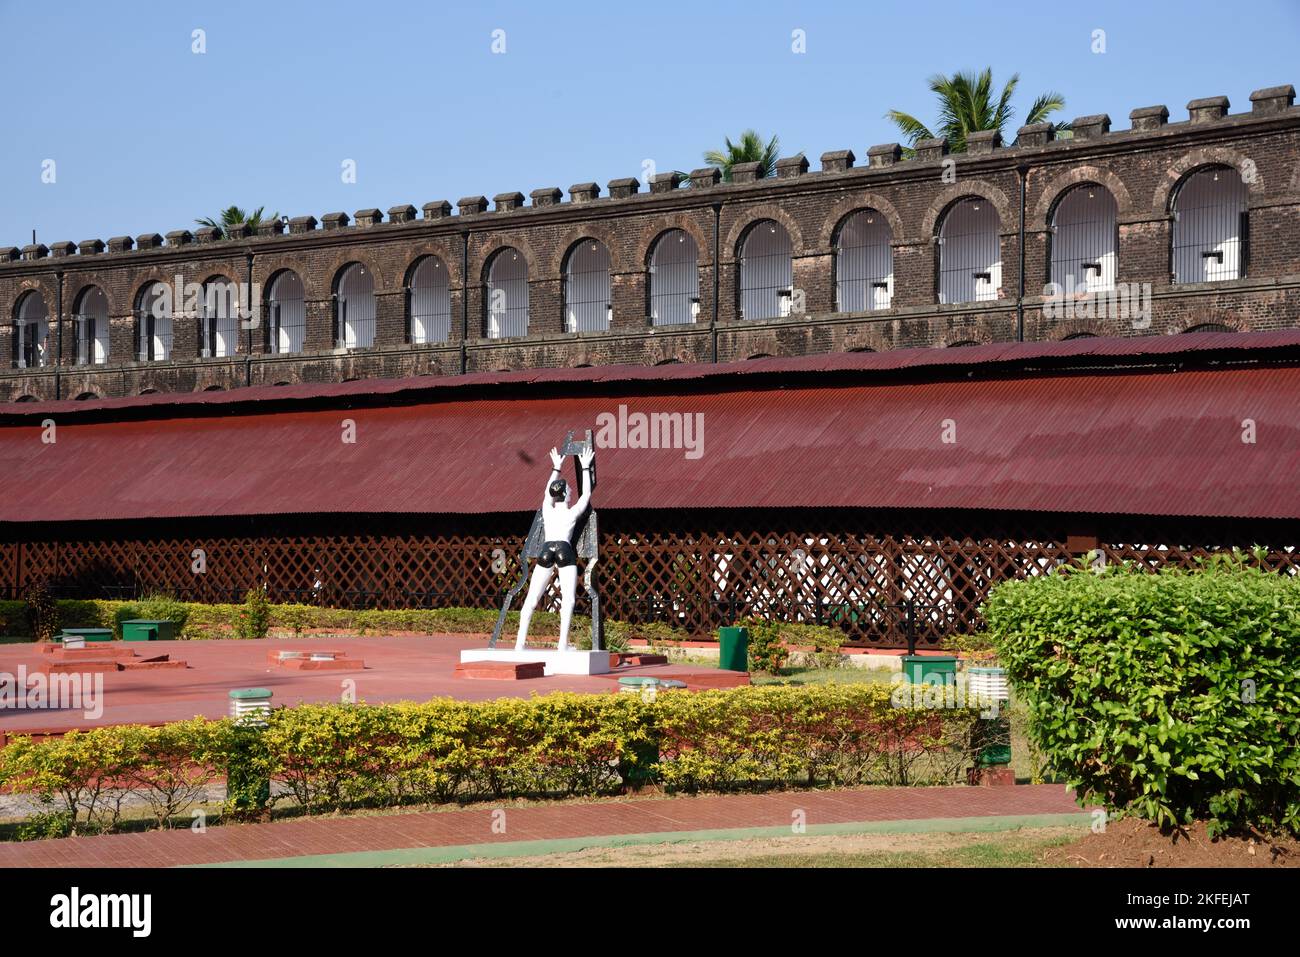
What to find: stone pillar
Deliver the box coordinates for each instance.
[794,253,834,316]
[892,240,933,308]
[530,277,563,336]
[303,298,335,353]
[998,229,1021,304]
[1118,213,1173,288]
[374,289,405,346]
[1023,228,1050,297]
[110,315,134,364]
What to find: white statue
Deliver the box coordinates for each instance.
[515,445,596,652]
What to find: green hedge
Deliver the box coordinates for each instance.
[1,599,676,648]
[984,559,1300,836]
[0,685,983,837]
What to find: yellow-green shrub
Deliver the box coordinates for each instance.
[1,685,984,839]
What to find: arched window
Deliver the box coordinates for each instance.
[649,230,700,326]
[74,391,99,401]
[72,286,110,365]
[266,271,306,355]
[835,210,893,311]
[564,239,611,333]
[334,263,375,349]
[1062,332,1099,340]
[739,220,793,321]
[12,291,50,369]
[938,198,1001,304]
[408,256,451,344]
[134,283,173,362]
[1050,185,1118,292]
[1172,166,1248,283]
[486,247,528,338]
[1183,322,1233,334]
[200,276,240,358]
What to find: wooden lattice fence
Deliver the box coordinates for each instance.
[2,509,1296,648]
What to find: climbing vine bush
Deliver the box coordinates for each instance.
[984,556,1300,836]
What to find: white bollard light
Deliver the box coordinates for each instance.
[229,687,273,726]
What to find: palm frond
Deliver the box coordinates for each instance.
[885,109,934,147]
[888,68,1065,154]
[704,130,783,181]
[1024,90,1067,126]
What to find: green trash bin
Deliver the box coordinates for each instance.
[122,619,177,641]
[974,715,1013,766]
[60,628,114,643]
[901,654,958,685]
[718,626,749,671]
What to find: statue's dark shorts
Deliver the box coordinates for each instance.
[537,540,578,569]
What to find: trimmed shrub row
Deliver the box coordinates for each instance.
[4,598,852,654]
[0,685,984,837]
[985,558,1300,837]
[4,598,642,645]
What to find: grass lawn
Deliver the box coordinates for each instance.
[433,827,1083,868]
[750,666,894,686]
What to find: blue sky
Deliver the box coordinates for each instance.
[2,0,1297,245]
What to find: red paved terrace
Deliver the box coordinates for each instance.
[0,636,748,740]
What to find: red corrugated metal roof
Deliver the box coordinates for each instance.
[3,357,1298,522]
[7,330,1300,423]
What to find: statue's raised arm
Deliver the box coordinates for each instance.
[571,446,595,515]
[544,447,565,507]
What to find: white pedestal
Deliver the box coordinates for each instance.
[459,648,611,676]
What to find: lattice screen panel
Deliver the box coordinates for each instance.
[2,510,1297,647]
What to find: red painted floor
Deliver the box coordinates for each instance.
[0,784,1086,867]
[0,635,746,737]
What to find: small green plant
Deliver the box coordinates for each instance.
[948,630,999,665]
[278,605,312,639]
[737,616,788,674]
[137,593,191,633]
[16,808,75,841]
[576,621,630,654]
[24,578,60,642]
[785,624,846,669]
[235,587,272,640]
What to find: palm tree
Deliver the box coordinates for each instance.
[886,69,1067,156]
[703,130,781,182]
[195,205,279,238]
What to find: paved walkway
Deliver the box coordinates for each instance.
[0,784,1090,867]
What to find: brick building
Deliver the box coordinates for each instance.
[3,85,1298,402]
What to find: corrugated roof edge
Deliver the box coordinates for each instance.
[7,331,1300,425]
